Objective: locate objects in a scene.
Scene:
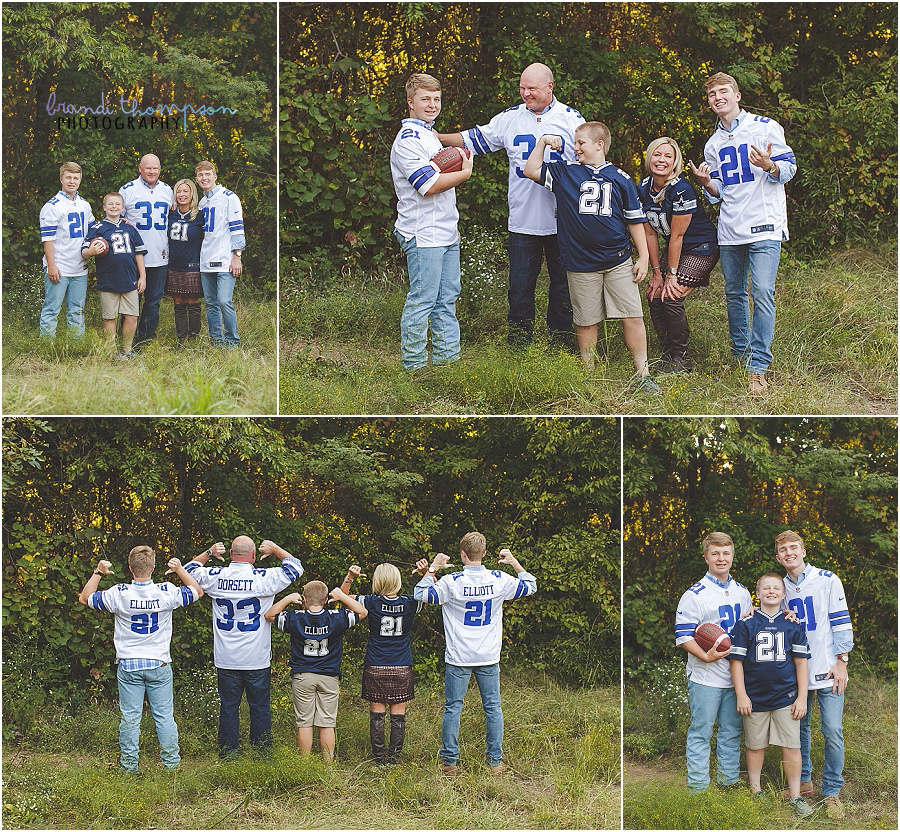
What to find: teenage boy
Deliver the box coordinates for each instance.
[38,162,94,338]
[523,124,657,392]
[77,546,203,772]
[730,573,813,817]
[438,62,584,347]
[184,537,303,757]
[674,531,752,793]
[82,193,147,360]
[119,153,173,346]
[390,73,474,370]
[194,160,245,347]
[774,530,853,819]
[689,71,797,396]
[413,533,537,777]
[265,581,367,760]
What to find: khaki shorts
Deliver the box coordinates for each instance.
[567,260,643,325]
[99,290,139,319]
[743,704,801,750]
[291,672,340,727]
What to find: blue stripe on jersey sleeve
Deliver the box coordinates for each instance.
[281,560,302,582]
[467,127,491,154]
[674,623,695,636]
[228,221,244,229]
[771,152,796,164]
[427,586,438,604]
[408,165,436,190]
[180,586,193,606]
[829,613,852,626]
[90,591,107,611]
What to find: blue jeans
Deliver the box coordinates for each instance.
[719,240,781,372]
[686,681,743,792]
[135,265,168,344]
[217,667,272,756]
[201,271,239,345]
[394,232,461,370]
[507,232,572,341]
[440,663,503,766]
[800,688,845,796]
[117,663,180,771]
[39,270,87,337]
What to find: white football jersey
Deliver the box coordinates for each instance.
[415,565,537,666]
[675,573,752,688]
[781,565,853,690]
[89,580,199,663]
[119,177,174,267]
[198,185,246,271]
[391,118,460,247]
[39,192,94,275]
[185,556,303,670]
[703,109,796,245]
[461,98,584,235]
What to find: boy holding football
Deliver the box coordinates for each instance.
[390,73,474,371]
[729,573,813,817]
[522,123,657,391]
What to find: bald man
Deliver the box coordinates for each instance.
[185,537,303,757]
[438,63,585,347]
[119,154,173,346]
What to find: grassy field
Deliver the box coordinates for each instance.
[279,236,897,415]
[2,274,277,414]
[1,672,619,830]
[623,661,897,829]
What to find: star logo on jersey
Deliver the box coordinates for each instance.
[672,194,690,212]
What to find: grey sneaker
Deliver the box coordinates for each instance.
[790,796,814,817]
[634,375,661,394]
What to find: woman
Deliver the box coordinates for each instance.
[638,137,719,373]
[341,562,421,765]
[165,178,205,346]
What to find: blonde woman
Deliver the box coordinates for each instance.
[165,178,205,345]
[341,562,422,765]
[638,137,719,373]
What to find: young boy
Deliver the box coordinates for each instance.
[729,573,813,817]
[390,73,474,370]
[82,193,147,359]
[38,161,94,338]
[523,123,656,391]
[265,581,367,760]
[194,160,245,347]
[77,546,204,772]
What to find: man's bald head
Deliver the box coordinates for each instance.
[521,63,554,86]
[519,63,555,112]
[230,535,256,563]
[138,154,161,187]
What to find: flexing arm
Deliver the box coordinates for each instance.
[523,135,560,183]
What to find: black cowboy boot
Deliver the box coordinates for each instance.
[173,304,189,346]
[186,302,202,341]
[369,711,386,765]
[387,713,406,764]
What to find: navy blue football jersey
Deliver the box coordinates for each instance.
[637,177,719,254]
[83,219,147,293]
[539,160,646,271]
[730,610,810,711]
[275,607,357,677]
[358,594,422,667]
[167,210,205,271]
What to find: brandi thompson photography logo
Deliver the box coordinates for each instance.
[47,92,237,132]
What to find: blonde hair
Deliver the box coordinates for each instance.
[372,563,402,596]
[303,580,329,607]
[128,545,156,578]
[705,72,740,94]
[460,531,486,561]
[406,73,441,100]
[774,530,805,549]
[59,161,82,176]
[102,192,123,207]
[701,532,734,556]
[576,121,611,152]
[194,159,216,175]
[644,137,684,205]
[172,178,200,220]
[756,572,784,591]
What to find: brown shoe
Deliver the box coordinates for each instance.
[749,372,769,396]
[780,780,813,800]
[440,762,459,777]
[489,761,507,776]
[825,796,845,819]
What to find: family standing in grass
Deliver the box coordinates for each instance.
[39,156,245,357]
[391,68,795,398]
[674,530,852,819]
[78,532,536,776]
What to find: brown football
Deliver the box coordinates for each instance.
[431,146,470,173]
[694,621,731,652]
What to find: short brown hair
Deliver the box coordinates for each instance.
[128,545,156,577]
[756,572,784,591]
[302,580,329,607]
[460,531,486,561]
[704,72,740,94]
[774,530,805,549]
[194,160,217,175]
[405,73,441,99]
[701,531,734,556]
[576,121,611,151]
[59,161,82,176]
[102,193,123,206]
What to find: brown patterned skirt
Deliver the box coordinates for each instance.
[660,248,719,288]
[362,665,414,703]
[165,268,202,299]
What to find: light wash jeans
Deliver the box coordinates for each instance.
[719,240,782,372]
[39,269,87,337]
[201,271,239,345]
[394,232,461,370]
[686,680,743,792]
[800,688,845,796]
[117,663,180,771]
[441,663,503,766]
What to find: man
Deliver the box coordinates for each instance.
[184,537,303,756]
[413,532,537,776]
[119,153,173,346]
[774,530,853,819]
[39,161,94,338]
[689,72,797,396]
[674,531,752,793]
[438,63,584,347]
[195,160,245,347]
